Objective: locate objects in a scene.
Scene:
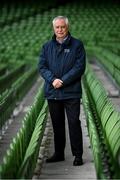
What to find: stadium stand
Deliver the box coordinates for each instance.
[0,0,120,179]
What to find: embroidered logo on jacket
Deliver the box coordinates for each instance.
[64,49,70,53]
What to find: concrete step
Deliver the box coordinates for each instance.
[33,105,97,180]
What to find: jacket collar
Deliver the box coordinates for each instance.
[52,32,71,46]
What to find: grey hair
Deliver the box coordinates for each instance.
[52,16,69,27]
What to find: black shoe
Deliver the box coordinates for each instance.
[73,157,83,166]
[46,153,65,163]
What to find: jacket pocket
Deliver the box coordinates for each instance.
[63,82,81,94]
[44,83,54,96]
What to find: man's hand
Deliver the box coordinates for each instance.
[52,79,63,89]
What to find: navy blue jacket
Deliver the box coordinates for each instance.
[38,33,86,100]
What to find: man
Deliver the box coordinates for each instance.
[38,16,86,166]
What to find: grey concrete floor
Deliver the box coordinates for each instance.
[36,104,97,180]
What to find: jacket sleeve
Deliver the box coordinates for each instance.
[38,45,56,84]
[61,43,86,86]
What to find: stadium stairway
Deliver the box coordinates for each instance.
[33,104,97,180]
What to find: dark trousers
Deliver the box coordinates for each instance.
[48,98,83,157]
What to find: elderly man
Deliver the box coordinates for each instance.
[38,16,86,166]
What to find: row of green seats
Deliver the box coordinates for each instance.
[0,1,119,56]
[0,1,119,67]
[0,63,26,93]
[0,0,57,26]
[82,84,105,179]
[82,63,120,179]
[0,67,38,131]
[0,16,50,64]
[88,46,120,88]
[0,85,48,179]
[18,101,48,178]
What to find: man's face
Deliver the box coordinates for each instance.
[53,19,69,39]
